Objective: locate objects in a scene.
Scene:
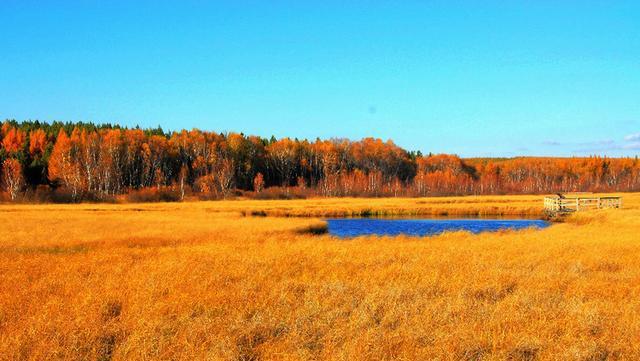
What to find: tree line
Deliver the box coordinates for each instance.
[1,120,639,202]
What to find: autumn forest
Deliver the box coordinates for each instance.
[0,120,639,202]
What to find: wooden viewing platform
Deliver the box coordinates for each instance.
[544,193,622,213]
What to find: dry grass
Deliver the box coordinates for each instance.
[1,194,640,360]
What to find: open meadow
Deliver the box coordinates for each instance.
[1,194,640,360]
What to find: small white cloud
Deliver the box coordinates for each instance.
[624,133,640,142]
[577,139,614,146]
[623,142,640,150]
[543,134,640,154]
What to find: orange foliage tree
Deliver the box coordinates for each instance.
[2,127,26,155]
[2,158,24,200]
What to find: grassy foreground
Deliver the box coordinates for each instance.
[1,194,640,360]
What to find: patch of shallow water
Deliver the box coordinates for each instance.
[326,218,550,238]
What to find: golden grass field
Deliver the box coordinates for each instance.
[1,193,640,360]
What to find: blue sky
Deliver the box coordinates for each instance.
[1,1,639,157]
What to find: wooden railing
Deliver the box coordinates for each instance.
[544,195,622,213]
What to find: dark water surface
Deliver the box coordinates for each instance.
[326,218,550,238]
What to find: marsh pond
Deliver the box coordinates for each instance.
[326,218,550,238]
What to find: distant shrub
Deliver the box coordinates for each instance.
[32,185,53,203]
[250,186,308,200]
[20,185,53,203]
[0,191,11,203]
[126,187,182,203]
[46,187,116,203]
[50,187,77,203]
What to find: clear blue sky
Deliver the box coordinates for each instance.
[1,1,639,157]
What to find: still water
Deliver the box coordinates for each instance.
[326,218,550,238]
